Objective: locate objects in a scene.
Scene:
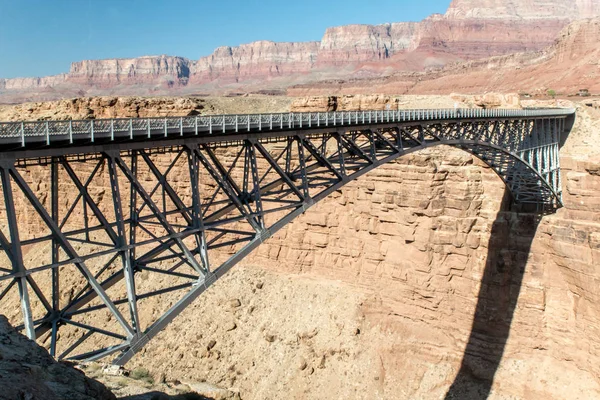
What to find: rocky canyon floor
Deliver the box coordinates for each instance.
[1,94,599,400]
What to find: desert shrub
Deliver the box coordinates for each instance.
[130,367,154,384]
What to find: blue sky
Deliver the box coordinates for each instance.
[0,0,451,79]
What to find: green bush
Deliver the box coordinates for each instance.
[130,367,154,384]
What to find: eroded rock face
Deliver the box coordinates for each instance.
[414,17,600,95]
[68,55,191,88]
[452,93,522,109]
[0,315,116,400]
[291,17,600,96]
[3,0,599,100]
[0,74,67,91]
[316,23,419,66]
[190,41,320,84]
[415,15,567,61]
[290,93,520,112]
[290,94,399,112]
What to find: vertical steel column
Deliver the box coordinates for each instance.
[555,118,562,199]
[394,127,403,150]
[284,138,293,177]
[246,140,265,230]
[129,151,138,274]
[368,130,377,161]
[336,133,347,177]
[106,152,141,335]
[296,137,310,200]
[187,148,210,273]
[50,158,60,356]
[0,163,35,340]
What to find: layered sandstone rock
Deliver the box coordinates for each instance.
[0,74,67,91]
[415,15,567,61]
[316,23,419,66]
[452,93,522,109]
[190,41,319,84]
[411,17,600,95]
[0,96,205,121]
[0,95,294,121]
[290,94,399,112]
[292,17,600,96]
[67,55,191,88]
[3,0,599,100]
[290,93,520,112]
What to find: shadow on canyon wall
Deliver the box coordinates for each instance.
[444,190,542,399]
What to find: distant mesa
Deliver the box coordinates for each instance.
[1,0,600,102]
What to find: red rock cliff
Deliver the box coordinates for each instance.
[190,41,319,84]
[1,0,600,99]
[316,23,419,66]
[67,55,191,88]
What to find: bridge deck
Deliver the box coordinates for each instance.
[0,108,575,155]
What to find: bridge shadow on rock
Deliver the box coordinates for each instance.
[444,190,542,400]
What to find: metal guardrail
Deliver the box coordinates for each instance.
[0,108,575,147]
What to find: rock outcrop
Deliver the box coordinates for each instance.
[0,95,294,121]
[0,315,116,400]
[290,94,399,112]
[0,96,205,121]
[414,14,567,61]
[290,93,521,112]
[415,16,600,95]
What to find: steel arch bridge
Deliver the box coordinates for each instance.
[0,108,574,364]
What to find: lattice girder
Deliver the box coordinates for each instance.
[0,111,574,364]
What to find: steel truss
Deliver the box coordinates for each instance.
[0,115,572,364]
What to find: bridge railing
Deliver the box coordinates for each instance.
[0,108,575,147]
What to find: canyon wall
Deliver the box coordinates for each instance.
[289,17,600,97]
[0,74,67,91]
[0,96,598,399]
[315,23,419,66]
[2,0,600,100]
[68,55,191,88]
[414,15,567,61]
[190,41,320,84]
